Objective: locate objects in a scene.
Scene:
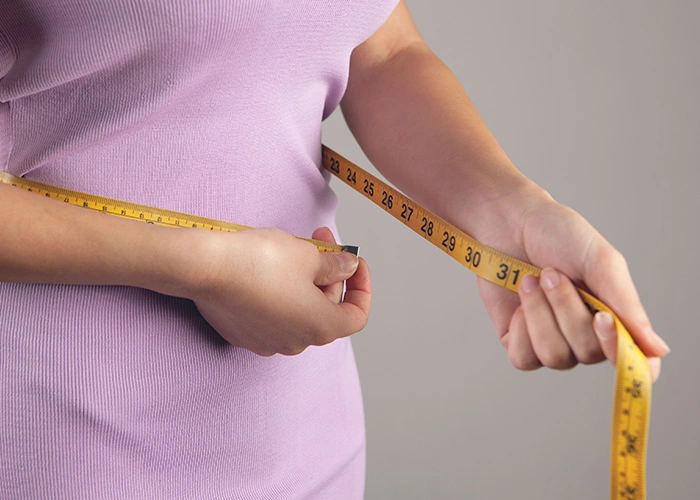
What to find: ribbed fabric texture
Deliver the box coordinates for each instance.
[0,1,399,498]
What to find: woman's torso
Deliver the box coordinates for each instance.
[0,1,398,498]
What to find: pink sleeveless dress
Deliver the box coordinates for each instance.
[0,1,398,497]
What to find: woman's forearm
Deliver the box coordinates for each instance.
[341,42,549,241]
[0,183,197,297]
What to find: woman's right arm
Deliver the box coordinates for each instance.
[0,182,190,290]
[0,184,372,355]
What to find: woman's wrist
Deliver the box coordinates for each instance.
[438,165,552,246]
[127,225,220,300]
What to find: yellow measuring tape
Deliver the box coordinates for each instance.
[0,145,650,499]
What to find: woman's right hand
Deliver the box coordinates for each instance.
[188,226,372,356]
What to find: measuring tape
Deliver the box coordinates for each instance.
[0,170,358,255]
[1,145,650,499]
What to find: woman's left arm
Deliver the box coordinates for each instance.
[341,1,669,379]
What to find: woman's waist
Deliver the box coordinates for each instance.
[12,149,337,236]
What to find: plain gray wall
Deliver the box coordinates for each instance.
[322,1,699,498]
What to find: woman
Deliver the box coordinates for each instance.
[0,1,668,498]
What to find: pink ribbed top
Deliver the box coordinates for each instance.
[0,1,398,498]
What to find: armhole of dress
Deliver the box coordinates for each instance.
[321,0,402,121]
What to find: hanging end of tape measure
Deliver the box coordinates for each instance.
[341,245,360,257]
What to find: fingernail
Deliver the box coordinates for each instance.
[335,252,358,274]
[541,268,560,290]
[594,312,615,340]
[519,274,539,293]
[648,328,671,355]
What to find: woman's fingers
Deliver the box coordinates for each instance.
[540,268,605,365]
[592,311,618,362]
[504,306,542,370]
[518,274,577,369]
[309,239,372,342]
[648,358,661,383]
[329,257,372,338]
[312,227,356,303]
[478,277,522,346]
[584,242,670,359]
[511,270,662,384]
[593,311,662,383]
[294,227,371,344]
[274,250,371,351]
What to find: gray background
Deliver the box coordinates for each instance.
[322,1,699,498]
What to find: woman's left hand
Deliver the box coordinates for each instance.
[471,189,669,382]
